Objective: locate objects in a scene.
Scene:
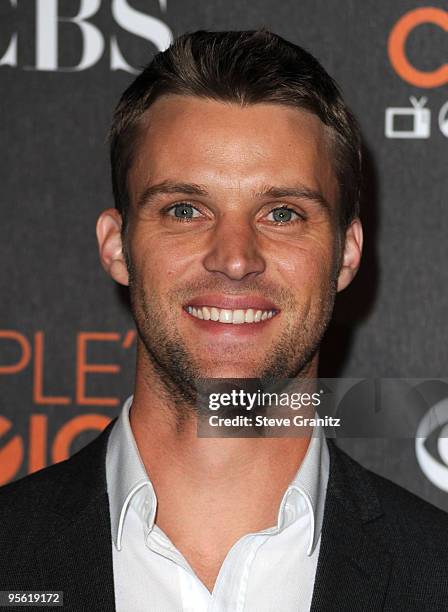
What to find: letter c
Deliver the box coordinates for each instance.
[388,7,448,88]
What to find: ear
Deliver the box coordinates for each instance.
[337,218,363,292]
[96,208,129,286]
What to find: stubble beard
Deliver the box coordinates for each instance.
[126,261,338,424]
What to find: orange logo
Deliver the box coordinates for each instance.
[0,416,24,485]
[0,328,133,485]
[52,414,111,463]
[388,7,448,88]
[0,414,112,485]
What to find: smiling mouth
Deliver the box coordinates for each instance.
[185,306,279,325]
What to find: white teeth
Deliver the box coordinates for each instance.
[232,310,245,324]
[187,306,277,324]
[245,309,254,323]
[219,309,233,323]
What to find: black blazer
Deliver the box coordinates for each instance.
[1,419,448,611]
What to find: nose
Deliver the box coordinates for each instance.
[202,217,266,281]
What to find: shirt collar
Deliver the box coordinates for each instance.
[279,422,329,555]
[106,396,329,555]
[106,395,155,551]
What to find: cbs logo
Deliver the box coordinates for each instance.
[416,397,448,492]
[388,7,448,88]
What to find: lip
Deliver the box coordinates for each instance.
[184,294,279,311]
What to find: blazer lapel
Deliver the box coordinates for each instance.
[34,420,117,612]
[310,441,391,611]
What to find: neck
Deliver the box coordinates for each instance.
[128,341,318,589]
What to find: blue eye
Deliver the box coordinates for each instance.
[167,203,201,220]
[268,207,300,223]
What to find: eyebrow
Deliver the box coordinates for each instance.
[136,180,331,212]
[255,184,331,212]
[136,181,208,209]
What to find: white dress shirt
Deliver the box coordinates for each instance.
[106,396,329,612]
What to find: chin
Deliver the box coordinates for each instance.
[196,362,265,380]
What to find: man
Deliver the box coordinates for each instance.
[1,29,448,612]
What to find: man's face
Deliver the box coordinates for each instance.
[103,96,359,389]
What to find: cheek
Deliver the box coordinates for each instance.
[271,235,336,287]
[128,227,192,288]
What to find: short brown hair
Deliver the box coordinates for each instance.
[110,29,362,230]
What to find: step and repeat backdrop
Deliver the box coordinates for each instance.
[1,1,448,510]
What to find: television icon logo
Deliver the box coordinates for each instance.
[438,101,448,138]
[385,97,431,139]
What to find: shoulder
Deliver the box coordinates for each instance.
[0,452,76,502]
[0,420,115,564]
[0,418,114,504]
[329,440,448,548]
[370,464,448,523]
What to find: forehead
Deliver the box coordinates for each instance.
[128,95,337,205]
